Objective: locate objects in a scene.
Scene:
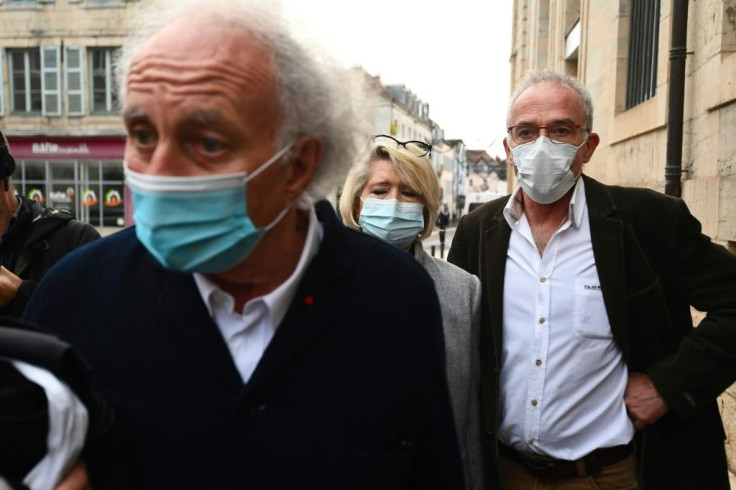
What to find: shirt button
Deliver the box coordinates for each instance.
[535,359,542,366]
[531,399,538,406]
[539,317,546,324]
[540,277,547,283]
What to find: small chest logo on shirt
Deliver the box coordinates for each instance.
[584,284,601,290]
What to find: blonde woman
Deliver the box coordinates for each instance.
[339,135,484,489]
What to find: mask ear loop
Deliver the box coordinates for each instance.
[243,141,297,183]
[246,140,298,236]
[573,134,590,180]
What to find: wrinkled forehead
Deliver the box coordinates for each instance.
[124,16,280,122]
[127,16,276,92]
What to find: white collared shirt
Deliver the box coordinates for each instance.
[498,178,634,459]
[12,361,88,490]
[194,198,322,383]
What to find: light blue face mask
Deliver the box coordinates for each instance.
[358,198,424,249]
[124,143,294,273]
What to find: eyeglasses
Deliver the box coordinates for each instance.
[373,134,432,157]
[507,122,586,145]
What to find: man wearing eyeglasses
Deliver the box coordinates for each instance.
[448,68,736,489]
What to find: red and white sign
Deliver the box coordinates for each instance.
[6,135,125,160]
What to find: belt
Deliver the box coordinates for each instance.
[498,442,634,480]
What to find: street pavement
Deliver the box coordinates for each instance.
[423,225,457,261]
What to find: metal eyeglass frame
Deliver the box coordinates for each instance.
[506,122,587,145]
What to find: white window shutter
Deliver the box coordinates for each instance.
[65,46,85,116]
[0,48,5,116]
[41,46,61,116]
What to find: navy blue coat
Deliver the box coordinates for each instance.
[24,201,465,490]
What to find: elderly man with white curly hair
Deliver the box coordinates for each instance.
[22,0,465,488]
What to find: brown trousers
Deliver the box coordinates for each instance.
[500,452,638,490]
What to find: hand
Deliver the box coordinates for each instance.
[55,460,92,490]
[624,372,669,431]
[0,266,21,307]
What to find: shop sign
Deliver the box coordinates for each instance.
[81,189,99,207]
[6,136,125,160]
[104,189,123,207]
[49,187,75,204]
[27,188,45,204]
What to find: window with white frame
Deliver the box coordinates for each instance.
[88,47,120,114]
[8,49,42,114]
[7,47,60,116]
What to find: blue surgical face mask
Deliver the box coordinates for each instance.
[124,143,294,273]
[358,198,424,249]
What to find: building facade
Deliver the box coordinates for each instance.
[444,139,467,220]
[430,124,456,216]
[0,0,137,229]
[465,149,507,195]
[366,69,468,219]
[510,0,736,476]
[373,82,433,146]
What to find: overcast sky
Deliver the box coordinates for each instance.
[281,1,513,158]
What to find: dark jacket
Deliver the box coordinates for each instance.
[448,175,736,489]
[24,201,465,490]
[0,196,100,317]
[0,318,140,489]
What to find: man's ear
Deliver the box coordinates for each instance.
[581,133,600,163]
[503,137,518,175]
[285,136,322,200]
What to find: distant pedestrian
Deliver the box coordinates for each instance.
[437,205,450,257]
[340,134,484,489]
[449,67,736,489]
[437,205,450,229]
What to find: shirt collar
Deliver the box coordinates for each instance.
[194,195,323,329]
[502,177,587,228]
[569,176,586,228]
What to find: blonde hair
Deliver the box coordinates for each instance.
[339,143,441,240]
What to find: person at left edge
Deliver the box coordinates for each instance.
[0,131,100,317]
[23,1,465,488]
[0,318,141,490]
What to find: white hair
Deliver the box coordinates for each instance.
[116,0,373,201]
[506,68,594,131]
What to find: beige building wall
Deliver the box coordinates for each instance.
[0,0,139,135]
[0,0,141,228]
[510,0,736,478]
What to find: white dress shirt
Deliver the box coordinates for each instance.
[194,198,322,383]
[498,178,635,459]
[13,361,88,490]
